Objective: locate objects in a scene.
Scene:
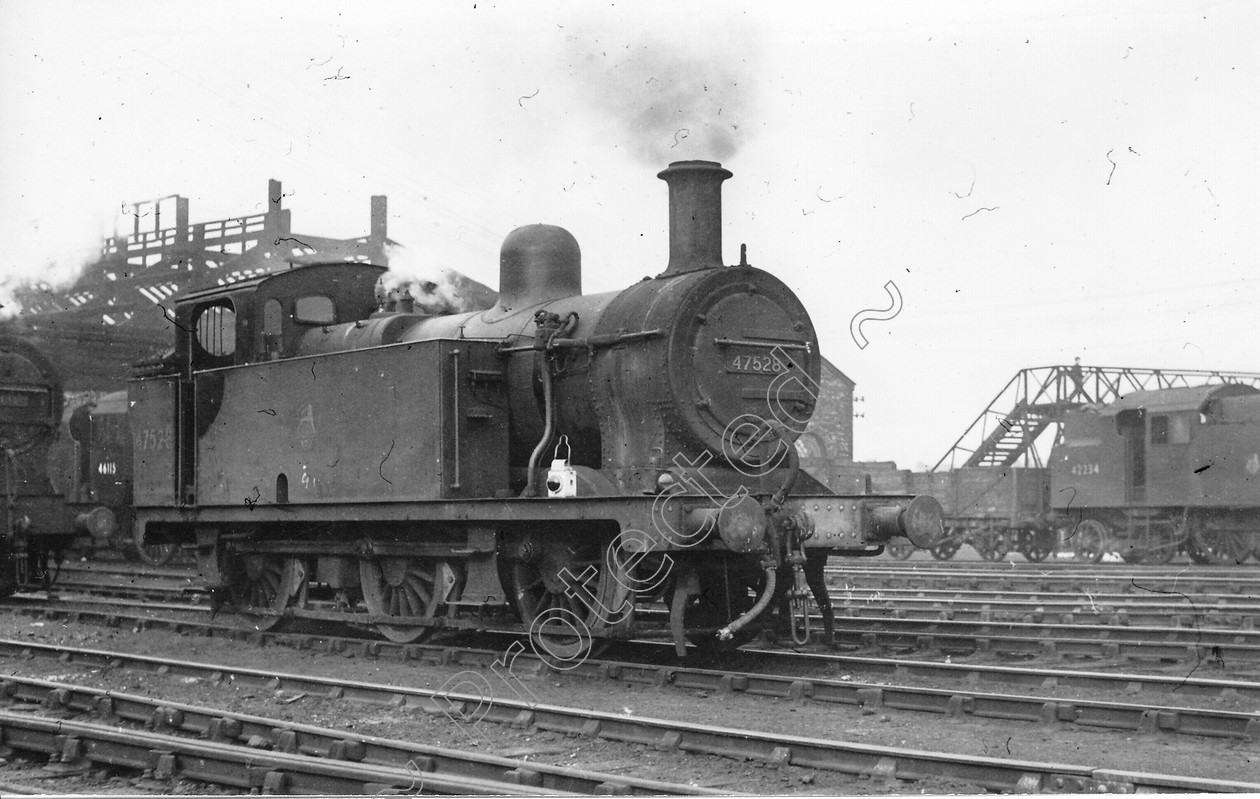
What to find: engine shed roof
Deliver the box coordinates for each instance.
[1097,383,1260,415]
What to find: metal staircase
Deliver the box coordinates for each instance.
[933,364,1260,471]
[965,400,1055,467]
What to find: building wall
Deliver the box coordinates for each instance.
[797,356,854,488]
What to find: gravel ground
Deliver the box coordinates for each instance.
[0,615,1257,795]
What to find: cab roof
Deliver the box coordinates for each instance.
[174,262,386,309]
[1097,383,1260,416]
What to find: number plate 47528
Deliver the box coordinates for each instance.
[726,353,789,375]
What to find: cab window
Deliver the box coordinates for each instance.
[195,303,236,357]
[294,296,335,325]
[263,299,284,336]
[1168,414,1192,445]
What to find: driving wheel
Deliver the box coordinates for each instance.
[360,556,459,643]
[221,554,303,631]
[509,536,632,663]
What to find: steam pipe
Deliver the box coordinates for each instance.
[716,566,777,641]
[521,361,555,498]
[520,311,577,498]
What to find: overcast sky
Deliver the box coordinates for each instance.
[1,1,1255,468]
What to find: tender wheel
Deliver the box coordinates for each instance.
[1071,519,1107,563]
[360,557,458,643]
[1021,530,1055,563]
[886,540,914,560]
[221,554,303,631]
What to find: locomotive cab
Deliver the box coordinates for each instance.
[1051,383,1260,511]
[169,263,388,370]
[1049,382,1260,564]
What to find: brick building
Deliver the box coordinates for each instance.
[797,356,855,486]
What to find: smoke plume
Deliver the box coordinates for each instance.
[382,244,492,315]
[565,30,758,166]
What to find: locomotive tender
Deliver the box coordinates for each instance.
[127,160,942,652]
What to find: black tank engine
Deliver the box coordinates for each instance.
[132,161,943,653]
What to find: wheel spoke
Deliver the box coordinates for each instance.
[522,576,545,592]
[360,557,456,644]
[510,539,633,647]
[224,555,300,632]
[412,584,433,608]
[406,571,434,594]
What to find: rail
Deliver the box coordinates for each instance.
[3,638,1257,793]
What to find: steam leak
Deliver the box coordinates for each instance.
[381,243,480,315]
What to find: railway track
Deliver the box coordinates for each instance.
[831,583,1260,606]
[47,565,1260,635]
[41,580,1260,646]
[3,631,1259,744]
[822,614,1260,658]
[8,607,1260,703]
[0,673,716,795]
[3,637,1258,793]
[0,711,572,796]
[26,558,1260,674]
[831,594,1260,629]
[6,592,1260,742]
[826,562,1260,596]
[50,566,1260,629]
[47,562,204,603]
[56,556,1260,608]
[16,582,1260,667]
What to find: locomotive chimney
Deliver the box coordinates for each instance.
[658,160,732,275]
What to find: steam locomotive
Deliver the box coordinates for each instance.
[1049,383,1260,564]
[0,334,69,592]
[871,383,1260,565]
[111,160,940,653]
[0,336,179,593]
[0,162,942,651]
